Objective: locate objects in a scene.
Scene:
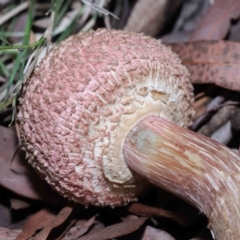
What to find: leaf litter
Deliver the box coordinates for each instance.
[1,0,240,239]
[169,40,240,91]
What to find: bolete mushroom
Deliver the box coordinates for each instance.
[17,29,240,239]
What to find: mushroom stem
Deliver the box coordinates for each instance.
[124,116,240,240]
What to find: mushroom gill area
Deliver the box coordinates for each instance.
[17,29,194,206]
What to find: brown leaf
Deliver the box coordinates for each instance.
[169,40,240,91]
[54,219,77,240]
[127,203,191,225]
[9,199,30,210]
[0,226,21,240]
[190,0,240,41]
[198,104,239,137]
[16,209,56,240]
[0,125,66,204]
[77,217,147,240]
[124,0,183,37]
[31,205,73,240]
[63,215,97,240]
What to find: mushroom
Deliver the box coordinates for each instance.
[17,29,240,239]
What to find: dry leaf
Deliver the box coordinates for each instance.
[211,120,233,144]
[192,90,227,130]
[0,125,66,204]
[9,198,30,210]
[169,40,240,91]
[141,226,175,240]
[0,226,21,240]
[127,203,191,226]
[124,0,183,37]
[32,205,73,240]
[162,0,210,43]
[63,215,97,240]
[78,217,147,240]
[55,219,77,240]
[198,104,239,136]
[16,209,56,240]
[190,0,240,41]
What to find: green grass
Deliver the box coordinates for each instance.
[0,0,116,118]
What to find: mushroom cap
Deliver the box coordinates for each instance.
[17,29,194,206]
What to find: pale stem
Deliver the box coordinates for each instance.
[124,116,240,240]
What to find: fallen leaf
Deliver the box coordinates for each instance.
[0,125,66,204]
[0,226,21,240]
[9,198,30,210]
[162,0,209,43]
[169,40,240,91]
[78,217,147,240]
[16,209,56,240]
[0,202,12,227]
[31,205,74,240]
[55,219,77,240]
[198,104,239,136]
[63,215,97,240]
[190,0,240,41]
[77,220,105,236]
[211,120,233,144]
[127,203,191,225]
[192,91,227,130]
[124,0,183,37]
[141,226,175,240]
